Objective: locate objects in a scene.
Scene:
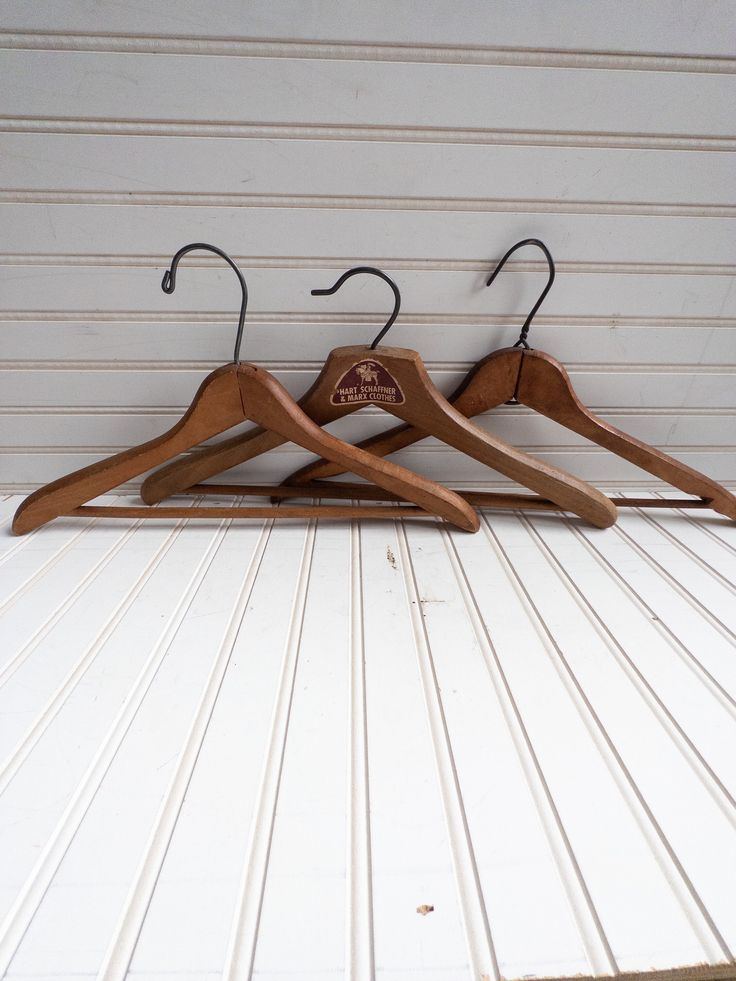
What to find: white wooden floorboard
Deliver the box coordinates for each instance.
[0,499,735,980]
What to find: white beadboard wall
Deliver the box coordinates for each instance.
[1,1,735,491]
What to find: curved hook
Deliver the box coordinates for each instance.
[485,238,555,349]
[162,242,249,363]
[311,266,401,349]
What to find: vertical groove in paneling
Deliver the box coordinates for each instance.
[0,518,99,611]
[346,518,375,981]
[0,517,147,688]
[222,520,317,981]
[483,514,732,963]
[0,501,735,976]
[97,515,273,981]
[0,511,192,797]
[569,522,736,720]
[0,511,235,975]
[640,515,736,588]
[525,519,736,819]
[439,524,617,975]
[613,520,736,656]
[395,521,499,981]
[656,495,736,554]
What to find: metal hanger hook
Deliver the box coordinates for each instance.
[310,266,401,349]
[485,238,555,349]
[161,243,249,363]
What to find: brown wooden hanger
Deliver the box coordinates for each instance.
[12,245,481,535]
[276,241,736,520]
[141,266,617,528]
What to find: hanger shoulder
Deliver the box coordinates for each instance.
[12,366,245,534]
[285,421,428,486]
[14,358,478,534]
[515,349,594,419]
[446,347,522,415]
[518,351,736,519]
[140,351,356,503]
[144,344,461,502]
[140,425,282,504]
[287,347,524,484]
[236,364,479,532]
[364,349,617,528]
[285,347,615,528]
[397,389,616,528]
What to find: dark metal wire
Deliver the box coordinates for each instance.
[311,266,401,349]
[162,243,249,363]
[485,238,555,350]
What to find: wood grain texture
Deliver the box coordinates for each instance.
[189,481,717,513]
[2,0,734,493]
[142,345,618,528]
[71,504,427,520]
[7,450,735,495]
[12,363,480,535]
[286,348,736,519]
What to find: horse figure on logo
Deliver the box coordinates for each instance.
[356,362,379,386]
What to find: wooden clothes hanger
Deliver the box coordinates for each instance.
[278,241,736,521]
[141,266,617,529]
[12,245,481,535]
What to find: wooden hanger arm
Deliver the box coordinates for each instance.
[136,347,613,529]
[140,365,354,503]
[237,366,479,532]
[517,351,736,520]
[284,342,734,521]
[140,426,284,504]
[292,399,617,528]
[575,421,736,519]
[286,348,523,485]
[389,391,616,528]
[14,360,478,534]
[276,346,615,528]
[143,345,507,501]
[285,422,431,485]
[12,367,245,534]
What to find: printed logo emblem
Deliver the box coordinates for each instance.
[331,359,405,405]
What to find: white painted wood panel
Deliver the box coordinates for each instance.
[1,501,735,978]
[0,3,734,491]
[4,451,735,495]
[2,207,735,265]
[2,265,734,320]
[3,136,734,203]
[2,368,734,410]
[2,1,734,56]
[2,323,735,367]
[3,410,730,450]
[5,51,736,138]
